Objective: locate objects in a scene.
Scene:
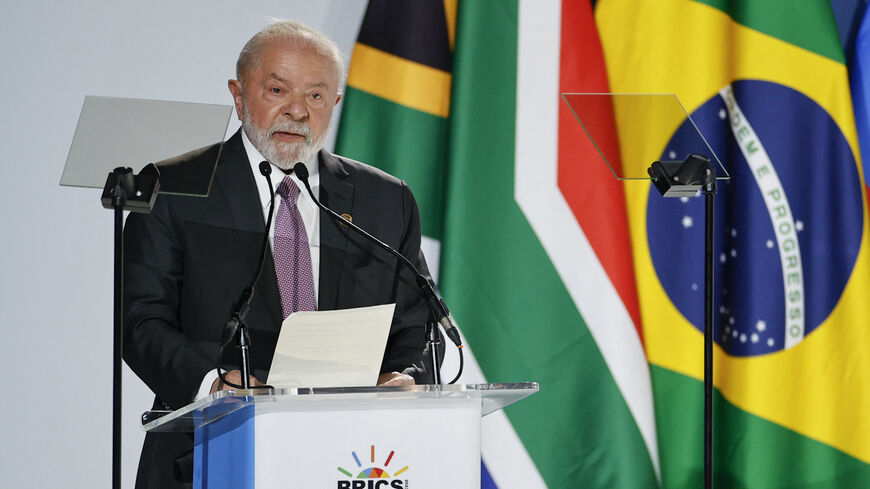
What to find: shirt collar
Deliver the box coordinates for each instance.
[241,130,320,210]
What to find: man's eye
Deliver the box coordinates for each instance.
[271,87,281,94]
[311,92,322,100]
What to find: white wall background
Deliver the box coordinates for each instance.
[0,2,369,487]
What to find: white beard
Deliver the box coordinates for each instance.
[241,106,326,170]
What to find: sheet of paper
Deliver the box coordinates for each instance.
[266,303,396,388]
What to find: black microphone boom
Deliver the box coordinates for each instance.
[217,160,277,389]
[293,162,463,349]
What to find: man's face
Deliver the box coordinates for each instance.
[228,39,341,169]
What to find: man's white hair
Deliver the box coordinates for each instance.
[236,19,345,93]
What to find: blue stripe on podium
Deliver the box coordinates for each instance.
[194,404,256,489]
[482,460,498,489]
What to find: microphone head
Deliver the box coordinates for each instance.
[293,162,309,181]
[258,161,272,176]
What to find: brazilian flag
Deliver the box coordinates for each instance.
[597,0,870,486]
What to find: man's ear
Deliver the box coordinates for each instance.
[228,79,244,121]
[334,93,342,106]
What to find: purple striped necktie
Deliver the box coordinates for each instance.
[273,176,316,318]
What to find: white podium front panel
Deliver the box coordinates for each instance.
[150,384,537,488]
[255,397,480,489]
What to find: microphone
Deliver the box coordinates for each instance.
[293,162,462,348]
[259,160,273,177]
[217,161,277,389]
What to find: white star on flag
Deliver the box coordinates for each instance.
[681,215,693,228]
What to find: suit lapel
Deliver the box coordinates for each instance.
[213,131,282,330]
[214,132,262,234]
[318,150,355,311]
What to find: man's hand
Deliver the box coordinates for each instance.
[377,372,415,386]
[210,370,264,393]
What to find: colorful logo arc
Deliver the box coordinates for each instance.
[337,445,409,489]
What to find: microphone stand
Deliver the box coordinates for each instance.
[220,290,254,389]
[217,161,276,390]
[426,322,442,385]
[293,162,463,384]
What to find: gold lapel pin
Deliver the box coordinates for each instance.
[340,213,353,227]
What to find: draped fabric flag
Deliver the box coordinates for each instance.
[335,0,454,243]
[337,0,870,487]
[446,1,659,487]
[596,0,870,486]
[339,1,656,487]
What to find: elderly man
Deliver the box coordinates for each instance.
[123,21,431,488]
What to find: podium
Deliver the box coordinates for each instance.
[142,383,538,489]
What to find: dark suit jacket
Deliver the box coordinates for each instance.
[123,131,431,488]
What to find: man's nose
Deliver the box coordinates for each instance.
[285,96,308,120]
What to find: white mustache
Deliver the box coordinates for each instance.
[270,120,311,139]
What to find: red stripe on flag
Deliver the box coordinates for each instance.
[556,0,644,345]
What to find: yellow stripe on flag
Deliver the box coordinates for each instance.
[444,0,458,50]
[346,43,452,118]
[597,0,860,171]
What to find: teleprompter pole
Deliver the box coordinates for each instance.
[110,168,130,489]
[102,165,159,489]
[648,155,717,488]
[703,168,716,489]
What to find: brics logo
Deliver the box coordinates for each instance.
[336,445,409,489]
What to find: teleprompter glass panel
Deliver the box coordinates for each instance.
[561,93,728,181]
[61,95,233,196]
